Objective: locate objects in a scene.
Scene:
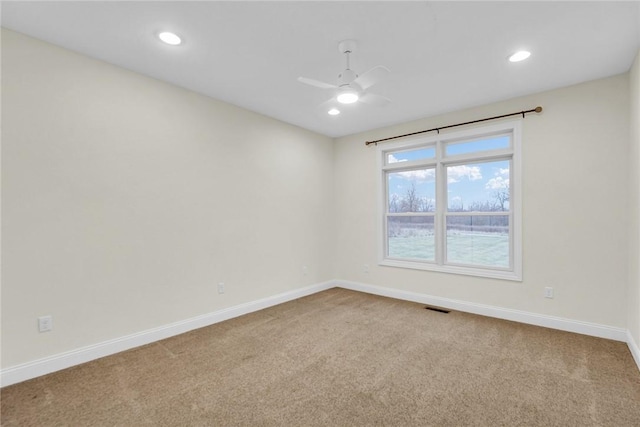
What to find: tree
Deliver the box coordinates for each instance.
[400,182,421,212]
[389,193,400,213]
[419,197,434,213]
[390,183,434,213]
[493,190,509,211]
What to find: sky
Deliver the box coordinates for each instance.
[387,135,511,212]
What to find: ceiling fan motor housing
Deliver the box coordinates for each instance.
[338,69,358,87]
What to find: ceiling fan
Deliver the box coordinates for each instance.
[297,40,391,111]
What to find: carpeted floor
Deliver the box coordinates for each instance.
[2,288,640,426]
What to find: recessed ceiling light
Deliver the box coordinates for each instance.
[509,51,531,62]
[158,32,182,46]
[328,108,340,116]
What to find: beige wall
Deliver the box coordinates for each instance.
[2,28,637,372]
[334,74,630,328]
[630,49,640,347]
[1,29,334,367]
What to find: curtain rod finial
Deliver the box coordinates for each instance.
[535,106,543,113]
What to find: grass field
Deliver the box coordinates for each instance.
[388,231,509,267]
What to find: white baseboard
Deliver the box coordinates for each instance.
[628,331,640,373]
[0,281,334,387]
[335,280,629,342]
[3,279,638,386]
[337,280,640,372]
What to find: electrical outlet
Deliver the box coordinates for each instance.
[363,264,370,274]
[302,266,308,276]
[544,287,554,299]
[218,282,225,294]
[38,315,53,332]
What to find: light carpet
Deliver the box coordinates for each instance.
[2,288,640,426]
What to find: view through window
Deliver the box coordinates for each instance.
[379,122,521,280]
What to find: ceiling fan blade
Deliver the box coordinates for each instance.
[297,76,338,89]
[359,92,391,107]
[353,65,390,90]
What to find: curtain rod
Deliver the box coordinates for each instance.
[365,106,543,146]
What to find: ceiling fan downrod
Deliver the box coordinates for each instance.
[338,40,358,87]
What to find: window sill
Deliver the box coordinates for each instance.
[379,258,522,282]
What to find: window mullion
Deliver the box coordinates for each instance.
[435,139,445,266]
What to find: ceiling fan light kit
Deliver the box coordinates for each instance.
[337,88,359,104]
[297,39,390,112]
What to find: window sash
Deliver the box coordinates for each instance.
[443,212,512,271]
[445,158,512,213]
[385,214,436,262]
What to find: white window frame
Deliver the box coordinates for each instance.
[377,120,522,281]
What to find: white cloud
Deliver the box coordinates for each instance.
[447,165,482,183]
[497,168,509,177]
[388,154,408,164]
[395,169,435,182]
[485,176,509,190]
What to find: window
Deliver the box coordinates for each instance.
[378,121,521,280]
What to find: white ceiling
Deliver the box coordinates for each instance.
[2,1,639,138]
